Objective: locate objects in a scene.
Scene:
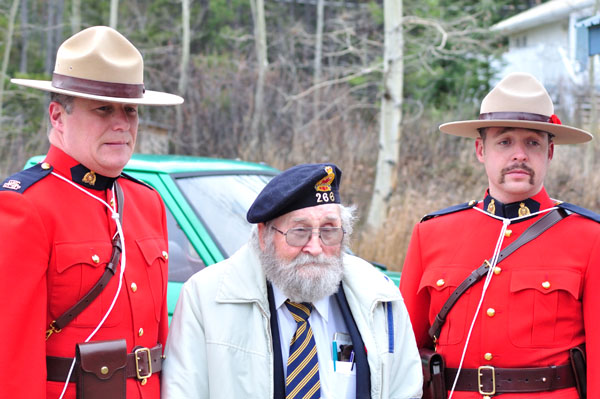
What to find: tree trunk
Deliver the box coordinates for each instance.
[248,0,267,158]
[19,0,28,73]
[176,0,190,153]
[365,0,403,229]
[110,0,119,29]
[0,0,20,121]
[71,0,81,33]
[313,0,324,125]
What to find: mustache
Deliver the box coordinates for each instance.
[500,163,535,184]
[501,163,534,176]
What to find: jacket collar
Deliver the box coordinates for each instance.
[481,187,556,221]
[214,245,401,312]
[44,145,118,191]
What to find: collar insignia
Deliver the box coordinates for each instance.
[487,198,496,215]
[314,166,335,192]
[518,202,531,217]
[2,179,22,190]
[82,171,97,186]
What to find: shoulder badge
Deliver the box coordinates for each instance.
[0,163,53,194]
[557,202,600,223]
[421,200,478,223]
[120,172,155,191]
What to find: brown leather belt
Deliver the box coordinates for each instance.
[46,344,163,383]
[446,364,575,395]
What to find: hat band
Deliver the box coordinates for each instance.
[479,111,550,123]
[52,73,145,98]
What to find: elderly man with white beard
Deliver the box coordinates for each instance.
[161,163,422,399]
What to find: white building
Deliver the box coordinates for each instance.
[491,0,599,126]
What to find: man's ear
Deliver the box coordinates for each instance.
[475,137,485,163]
[548,141,554,161]
[257,223,267,251]
[48,102,66,132]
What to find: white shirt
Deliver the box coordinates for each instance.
[272,284,357,399]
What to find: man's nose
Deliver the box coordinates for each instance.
[112,108,132,130]
[302,232,323,256]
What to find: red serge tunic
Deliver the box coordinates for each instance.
[0,146,169,399]
[400,188,599,398]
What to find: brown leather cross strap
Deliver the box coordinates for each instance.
[46,344,163,383]
[46,182,125,339]
[428,208,568,342]
[446,364,575,394]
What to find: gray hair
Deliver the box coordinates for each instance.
[50,92,75,114]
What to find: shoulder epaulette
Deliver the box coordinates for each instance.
[0,163,53,194]
[120,172,155,191]
[557,202,600,223]
[421,200,478,222]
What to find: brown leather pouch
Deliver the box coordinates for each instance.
[420,348,447,399]
[76,339,127,399]
[569,345,587,399]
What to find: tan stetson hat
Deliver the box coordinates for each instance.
[11,26,183,106]
[439,72,591,144]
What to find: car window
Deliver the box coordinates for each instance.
[166,207,206,282]
[176,173,274,257]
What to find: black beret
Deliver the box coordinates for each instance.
[247,163,342,223]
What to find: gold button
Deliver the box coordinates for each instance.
[100,366,109,375]
[542,281,551,289]
[436,279,445,287]
[486,308,496,317]
[110,198,115,207]
[162,251,169,260]
[131,282,138,292]
[505,229,512,237]
[484,352,493,361]
[493,267,502,275]
[91,254,100,264]
[141,378,148,385]
[41,162,51,170]
[483,396,491,399]
[468,200,476,206]
[138,328,144,337]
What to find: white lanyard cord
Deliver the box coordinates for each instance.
[447,204,557,399]
[51,172,127,399]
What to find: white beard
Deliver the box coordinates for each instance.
[260,241,344,303]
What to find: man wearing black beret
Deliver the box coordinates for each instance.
[162,163,422,398]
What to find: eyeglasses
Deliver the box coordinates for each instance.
[271,226,345,247]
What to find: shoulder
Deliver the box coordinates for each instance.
[0,163,53,194]
[557,202,600,223]
[343,254,400,296]
[420,200,478,222]
[119,172,155,191]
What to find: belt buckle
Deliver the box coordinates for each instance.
[134,347,153,384]
[478,365,496,396]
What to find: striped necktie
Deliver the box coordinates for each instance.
[284,301,321,399]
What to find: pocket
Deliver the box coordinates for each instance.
[508,269,583,348]
[329,360,356,398]
[49,240,122,327]
[136,237,168,321]
[418,266,473,344]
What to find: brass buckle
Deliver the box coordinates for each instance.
[478,365,496,395]
[135,347,153,384]
[45,320,61,341]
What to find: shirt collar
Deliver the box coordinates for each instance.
[44,145,118,191]
[271,283,330,323]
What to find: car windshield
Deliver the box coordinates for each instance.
[176,173,274,257]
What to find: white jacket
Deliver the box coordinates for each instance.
[162,244,422,398]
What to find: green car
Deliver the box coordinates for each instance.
[26,154,400,320]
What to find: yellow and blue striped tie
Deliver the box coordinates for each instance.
[285,301,321,399]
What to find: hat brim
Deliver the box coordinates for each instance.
[439,119,592,145]
[11,78,184,106]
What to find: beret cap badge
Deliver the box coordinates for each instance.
[314,166,335,192]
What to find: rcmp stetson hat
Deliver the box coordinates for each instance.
[439,72,591,144]
[247,163,342,224]
[11,26,183,106]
